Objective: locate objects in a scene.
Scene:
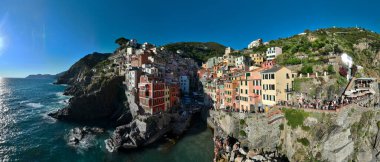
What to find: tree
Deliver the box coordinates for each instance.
[327,65,335,74]
[339,66,348,77]
[351,65,357,76]
[115,37,129,47]
[300,65,313,74]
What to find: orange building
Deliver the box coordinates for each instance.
[224,80,238,111]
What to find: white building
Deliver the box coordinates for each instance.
[266,47,282,60]
[205,57,221,68]
[142,64,159,76]
[247,38,263,49]
[127,47,135,55]
[125,68,141,91]
[179,76,190,94]
[235,56,244,66]
[225,47,232,55]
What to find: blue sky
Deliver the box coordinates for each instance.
[0,0,379,77]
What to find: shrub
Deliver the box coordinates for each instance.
[279,123,284,130]
[300,65,313,74]
[327,65,335,74]
[301,125,311,131]
[240,130,247,137]
[339,66,348,77]
[283,109,309,129]
[240,119,246,125]
[297,138,310,146]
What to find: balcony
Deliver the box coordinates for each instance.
[285,88,293,93]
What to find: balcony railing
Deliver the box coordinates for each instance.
[285,88,293,93]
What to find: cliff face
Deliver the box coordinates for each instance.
[209,107,380,162]
[51,52,130,125]
[56,52,111,96]
[50,76,132,124]
[280,107,380,162]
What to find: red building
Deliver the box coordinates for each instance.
[131,52,150,67]
[138,75,166,114]
[169,83,180,111]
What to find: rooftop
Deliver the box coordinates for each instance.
[261,66,283,73]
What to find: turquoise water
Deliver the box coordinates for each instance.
[0,78,214,162]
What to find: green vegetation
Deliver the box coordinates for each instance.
[300,64,313,74]
[336,75,348,87]
[239,130,247,137]
[239,119,246,125]
[163,42,226,64]
[250,27,380,78]
[115,37,129,46]
[283,108,309,129]
[301,125,311,131]
[351,111,375,139]
[327,65,335,74]
[279,123,284,130]
[297,138,310,146]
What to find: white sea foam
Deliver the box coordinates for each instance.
[55,92,66,98]
[57,99,69,106]
[42,113,57,124]
[26,103,44,108]
[19,100,29,104]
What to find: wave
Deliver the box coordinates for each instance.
[57,99,69,105]
[56,92,72,99]
[42,113,57,124]
[26,103,44,108]
[19,100,29,104]
[55,92,66,98]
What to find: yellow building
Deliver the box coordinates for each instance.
[238,72,250,112]
[261,67,294,106]
[250,53,264,65]
[164,85,170,111]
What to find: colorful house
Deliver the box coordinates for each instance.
[261,67,294,106]
[138,75,166,114]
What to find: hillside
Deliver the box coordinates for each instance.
[163,42,226,64]
[26,74,58,79]
[56,52,111,95]
[249,27,380,78]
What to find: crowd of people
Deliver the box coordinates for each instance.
[276,94,379,110]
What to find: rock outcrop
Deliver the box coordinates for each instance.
[68,127,104,146]
[55,52,110,96]
[49,76,132,124]
[209,106,380,162]
[106,112,192,152]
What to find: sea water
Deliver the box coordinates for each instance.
[0,78,213,162]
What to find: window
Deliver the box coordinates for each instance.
[245,89,248,94]
[245,81,247,85]
[271,74,275,79]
